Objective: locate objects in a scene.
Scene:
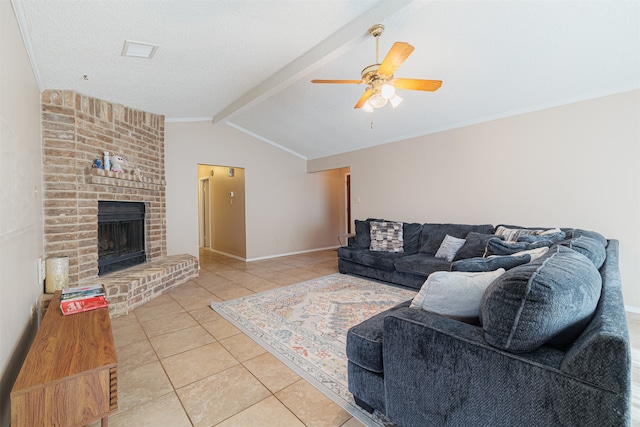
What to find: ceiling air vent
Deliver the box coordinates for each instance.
[121,41,158,59]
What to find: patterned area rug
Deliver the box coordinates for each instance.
[210,273,416,426]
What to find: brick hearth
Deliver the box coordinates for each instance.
[41,90,198,315]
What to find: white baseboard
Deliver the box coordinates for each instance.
[246,246,339,262]
[204,246,340,263]
[626,306,640,314]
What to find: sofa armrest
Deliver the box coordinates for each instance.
[382,307,626,427]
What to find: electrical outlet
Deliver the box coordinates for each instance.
[38,257,46,284]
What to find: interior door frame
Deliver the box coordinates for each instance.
[198,177,211,248]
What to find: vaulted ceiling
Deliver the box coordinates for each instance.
[13,0,640,159]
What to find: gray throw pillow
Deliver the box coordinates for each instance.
[411,269,506,323]
[434,235,466,262]
[480,246,602,353]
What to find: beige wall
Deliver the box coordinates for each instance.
[0,1,44,425]
[165,121,347,260]
[309,90,640,308]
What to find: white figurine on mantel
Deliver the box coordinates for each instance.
[110,155,126,173]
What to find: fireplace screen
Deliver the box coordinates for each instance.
[98,201,146,275]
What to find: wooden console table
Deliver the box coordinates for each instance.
[11,291,118,427]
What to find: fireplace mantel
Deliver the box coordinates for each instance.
[85,168,166,191]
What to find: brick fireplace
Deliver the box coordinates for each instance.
[41,90,197,315]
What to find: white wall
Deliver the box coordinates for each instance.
[165,121,346,260]
[0,1,44,425]
[309,91,640,308]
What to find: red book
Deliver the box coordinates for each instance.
[60,295,109,316]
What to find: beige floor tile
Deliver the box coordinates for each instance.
[215,286,255,301]
[170,286,217,310]
[108,392,192,427]
[242,352,301,393]
[190,305,222,323]
[219,333,267,363]
[110,312,139,331]
[276,380,351,427]
[149,324,215,359]
[340,417,366,427]
[202,317,242,340]
[140,311,198,338]
[117,360,174,412]
[215,395,305,427]
[177,364,271,427]
[112,321,147,349]
[133,298,187,322]
[215,269,257,283]
[162,342,239,388]
[116,337,158,374]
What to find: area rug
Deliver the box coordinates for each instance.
[210,273,416,426]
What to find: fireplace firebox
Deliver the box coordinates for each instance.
[98,201,146,275]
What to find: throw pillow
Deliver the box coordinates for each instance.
[517,230,566,244]
[494,226,545,242]
[485,238,553,256]
[451,254,531,272]
[454,232,504,261]
[410,269,506,323]
[510,246,550,262]
[369,221,404,253]
[480,247,602,353]
[434,235,466,262]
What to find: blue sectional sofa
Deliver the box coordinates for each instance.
[341,219,630,426]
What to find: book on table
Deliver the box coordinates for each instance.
[60,284,109,315]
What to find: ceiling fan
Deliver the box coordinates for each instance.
[311,24,442,112]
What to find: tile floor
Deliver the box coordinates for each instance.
[92,249,364,427]
[93,248,640,427]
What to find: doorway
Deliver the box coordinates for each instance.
[197,164,247,259]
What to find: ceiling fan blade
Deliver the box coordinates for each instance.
[354,88,373,109]
[378,42,414,77]
[311,79,362,84]
[394,78,442,92]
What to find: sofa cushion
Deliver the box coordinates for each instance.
[402,222,423,254]
[434,235,466,262]
[337,247,406,271]
[353,218,384,249]
[346,300,412,373]
[419,223,494,255]
[451,254,531,272]
[410,269,505,323]
[568,228,608,247]
[394,254,452,277]
[485,238,554,256]
[454,232,504,261]
[480,246,602,353]
[554,235,606,269]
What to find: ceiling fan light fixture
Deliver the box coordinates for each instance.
[361,102,374,113]
[368,93,388,109]
[381,83,395,99]
[389,93,403,108]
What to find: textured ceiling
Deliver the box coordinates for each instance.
[13,0,640,159]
